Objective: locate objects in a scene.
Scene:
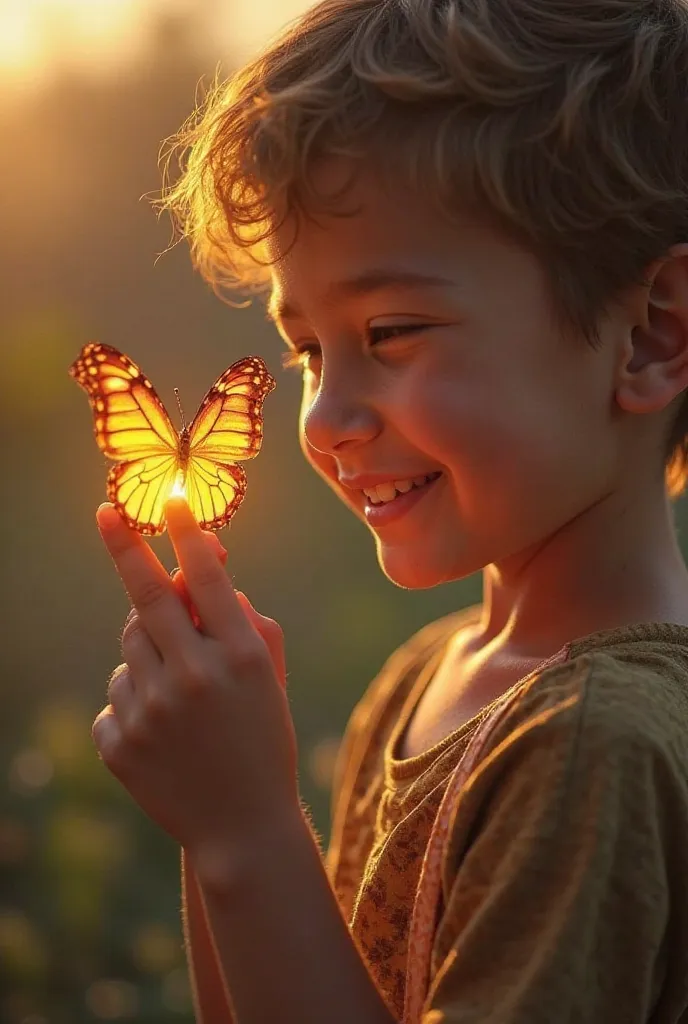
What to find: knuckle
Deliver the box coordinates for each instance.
[230,639,268,674]
[93,715,124,766]
[121,608,137,633]
[121,616,145,651]
[134,578,169,611]
[261,616,283,640]
[122,613,142,637]
[187,563,222,590]
[143,687,169,720]
[176,658,211,692]
[121,711,149,747]
[107,664,130,699]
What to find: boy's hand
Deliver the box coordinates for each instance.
[93,497,299,861]
[170,539,287,689]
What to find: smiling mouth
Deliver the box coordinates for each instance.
[362,471,442,506]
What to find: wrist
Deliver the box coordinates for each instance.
[186,802,311,895]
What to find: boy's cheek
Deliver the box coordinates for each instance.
[300,436,338,487]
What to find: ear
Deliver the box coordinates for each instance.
[616,243,688,415]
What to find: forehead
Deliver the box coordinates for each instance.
[265,159,490,323]
[266,267,459,325]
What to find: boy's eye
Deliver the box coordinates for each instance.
[281,346,321,373]
[367,323,425,344]
[280,323,428,374]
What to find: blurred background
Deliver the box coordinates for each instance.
[0,1,482,1020]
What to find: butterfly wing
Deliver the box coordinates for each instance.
[184,458,248,532]
[188,356,276,461]
[69,342,178,458]
[69,342,180,535]
[105,457,179,535]
[185,356,276,530]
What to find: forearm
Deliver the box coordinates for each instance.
[181,847,235,1023]
[189,807,396,1024]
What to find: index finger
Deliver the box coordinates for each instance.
[96,503,199,656]
[164,496,248,644]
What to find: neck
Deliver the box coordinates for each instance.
[474,482,688,660]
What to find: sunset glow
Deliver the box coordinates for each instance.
[0,0,187,87]
[0,0,315,90]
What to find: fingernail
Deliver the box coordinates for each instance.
[96,503,122,530]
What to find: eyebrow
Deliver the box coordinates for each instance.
[265,268,456,326]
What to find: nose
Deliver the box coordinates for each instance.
[300,365,382,455]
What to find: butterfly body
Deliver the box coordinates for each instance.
[177,427,191,471]
[70,342,276,535]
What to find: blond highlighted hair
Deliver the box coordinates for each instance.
[159,0,688,498]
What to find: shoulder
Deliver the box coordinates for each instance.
[430,644,688,1018]
[450,645,688,847]
[439,646,688,900]
[495,644,688,763]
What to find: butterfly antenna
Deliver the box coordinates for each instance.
[174,388,187,432]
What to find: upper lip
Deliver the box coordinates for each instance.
[338,471,441,490]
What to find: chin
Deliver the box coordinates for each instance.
[374,539,474,590]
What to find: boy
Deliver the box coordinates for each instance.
[95,0,688,1020]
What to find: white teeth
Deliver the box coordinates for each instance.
[372,482,398,503]
[362,472,439,505]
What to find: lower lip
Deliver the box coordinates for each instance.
[362,474,442,527]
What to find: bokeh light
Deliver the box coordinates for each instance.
[85,978,139,1019]
[0,911,46,980]
[131,922,181,974]
[9,750,53,795]
[161,967,192,1014]
[308,736,341,790]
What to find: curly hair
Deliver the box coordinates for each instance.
[158,0,688,498]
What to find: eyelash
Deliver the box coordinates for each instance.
[280,324,427,372]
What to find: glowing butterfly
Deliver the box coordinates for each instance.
[69,342,276,535]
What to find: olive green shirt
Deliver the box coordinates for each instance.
[326,606,688,1022]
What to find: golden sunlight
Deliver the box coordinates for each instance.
[170,475,186,499]
[0,0,180,86]
[0,5,34,72]
[212,0,314,58]
[0,0,316,90]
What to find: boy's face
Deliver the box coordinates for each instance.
[268,161,625,589]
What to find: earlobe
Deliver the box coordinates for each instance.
[616,250,688,415]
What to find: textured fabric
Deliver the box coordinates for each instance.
[325,604,688,1022]
[402,636,572,1024]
